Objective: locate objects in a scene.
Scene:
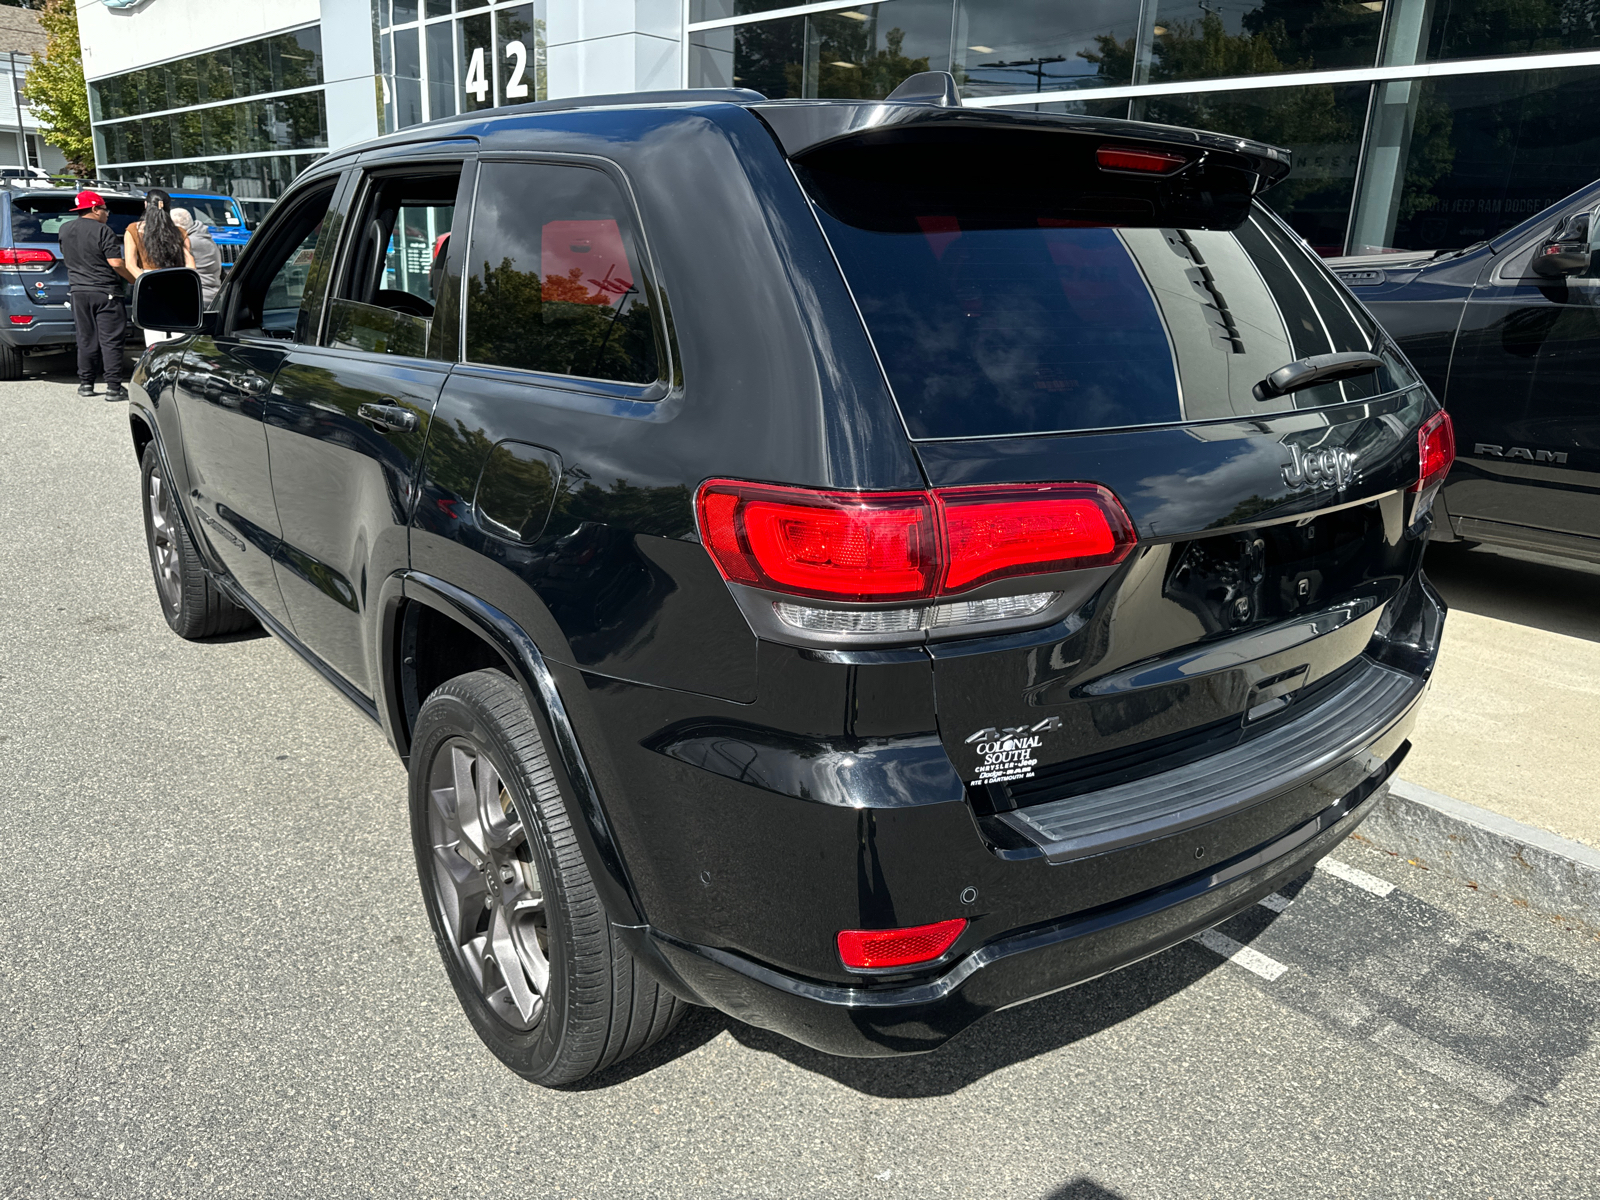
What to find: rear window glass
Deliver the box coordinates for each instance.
[798,133,1415,440]
[10,196,143,244]
[174,196,243,228]
[463,162,659,386]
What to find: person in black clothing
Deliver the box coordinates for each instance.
[58,189,135,401]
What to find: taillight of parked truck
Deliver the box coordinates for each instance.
[696,479,1134,634]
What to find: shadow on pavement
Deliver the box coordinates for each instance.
[576,940,1230,1097]
[1044,1180,1131,1200]
[1423,541,1600,643]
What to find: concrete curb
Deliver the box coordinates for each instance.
[1355,778,1600,932]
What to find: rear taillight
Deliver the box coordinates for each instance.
[9,314,32,325]
[0,247,55,272]
[697,484,937,602]
[696,480,1134,605]
[837,918,966,970]
[1410,410,1455,493]
[1096,144,1189,174]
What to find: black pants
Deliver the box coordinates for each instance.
[70,290,127,389]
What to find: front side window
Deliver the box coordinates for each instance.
[464,161,659,386]
[233,183,337,341]
[324,168,459,359]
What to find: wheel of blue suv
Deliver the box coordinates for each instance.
[409,668,686,1086]
[139,442,256,639]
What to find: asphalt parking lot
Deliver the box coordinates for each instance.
[3,374,1598,1200]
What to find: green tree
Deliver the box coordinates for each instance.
[23,0,93,173]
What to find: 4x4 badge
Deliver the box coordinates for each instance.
[1282,444,1357,491]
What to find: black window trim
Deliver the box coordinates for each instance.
[457,151,674,401]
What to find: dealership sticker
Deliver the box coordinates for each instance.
[965,717,1062,786]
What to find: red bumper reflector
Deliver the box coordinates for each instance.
[1411,410,1455,493]
[837,918,967,970]
[1096,144,1189,174]
[9,314,32,325]
[696,480,1135,602]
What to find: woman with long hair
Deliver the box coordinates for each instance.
[125,189,197,345]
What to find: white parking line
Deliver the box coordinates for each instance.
[1193,928,1289,980]
[1317,858,1397,897]
[1370,1021,1520,1105]
[1258,892,1292,913]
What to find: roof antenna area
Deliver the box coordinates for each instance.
[885,71,961,107]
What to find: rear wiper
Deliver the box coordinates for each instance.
[1253,351,1383,401]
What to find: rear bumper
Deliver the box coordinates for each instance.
[626,730,1407,1056]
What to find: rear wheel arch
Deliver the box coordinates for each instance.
[392,574,647,928]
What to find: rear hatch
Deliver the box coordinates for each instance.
[785,114,1436,824]
[6,192,144,306]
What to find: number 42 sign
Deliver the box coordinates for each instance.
[466,40,531,103]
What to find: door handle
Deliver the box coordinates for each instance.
[357,402,420,433]
[232,372,269,396]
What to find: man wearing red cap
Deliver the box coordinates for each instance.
[58,189,135,401]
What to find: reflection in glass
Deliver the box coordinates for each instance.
[460,12,495,112]
[394,25,425,128]
[495,3,547,104]
[689,2,950,98]
[1083,0,1380,88]
[1137,83,1370,254]
[96,94,329,166]
[1350,67,1600,253]
[89,28,325,121]
[1428,0,1600,61]
[954,0,1140,97]
[427,21,457,120]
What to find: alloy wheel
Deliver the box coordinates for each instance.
[425,737,550,1029]
[146,464,182,613]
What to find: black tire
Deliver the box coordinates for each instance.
[139,441,257,639]
[409,668,685,1086]
[0,339,22,381]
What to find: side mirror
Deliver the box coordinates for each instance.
[1531,211,1594,278]
[132,267,204,332]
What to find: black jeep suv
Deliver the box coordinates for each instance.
[126,76,1450,1086]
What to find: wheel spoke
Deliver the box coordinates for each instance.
[451,743,489,857]
[432,844,488,944]
[488,904,538,1024]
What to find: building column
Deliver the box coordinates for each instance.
[322,0,382,154]
[544,0,682,100]
[1346,0,1436,254]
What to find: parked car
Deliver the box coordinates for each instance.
[0,183,144,378]
[234,195,275,230]
[169,190,252,265]
[1328,188,1600,564]
[125,75,1451,1086]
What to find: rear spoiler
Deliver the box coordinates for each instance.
[751,72,1292,195]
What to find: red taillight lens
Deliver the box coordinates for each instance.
[837,918,966,970]
[937,484,1135,593]
[1096,144,1189,174]
[697,480,1135,602]
[0,248,55,267]
[1411,410,1455,493]
[697,482,938,602]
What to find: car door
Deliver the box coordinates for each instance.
[262,151,470,698]
[169,173,348,629]
[1445,193,1600,544]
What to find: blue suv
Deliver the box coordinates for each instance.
[169,191,252,265]
[0,184,144,379]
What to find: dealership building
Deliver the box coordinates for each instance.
[78,0,1600,255]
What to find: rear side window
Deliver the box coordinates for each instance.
[11,195,143,243]
[797,130,1413,440]
[463,162,659,386]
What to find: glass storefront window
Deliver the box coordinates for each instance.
[96,94,329,166]
[1136,82,1371,254]
[101,152,326,200]
[90,28,324,122]
[1138,0,1381,85]
[393,25,425,128]
[954,0,1142,97]
[459,12,495,113]
[1350,66,1600,253]
[689,1,951,98]
[427,21,458,120]
[495,4,544,105]
[1427,0,1600,61]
